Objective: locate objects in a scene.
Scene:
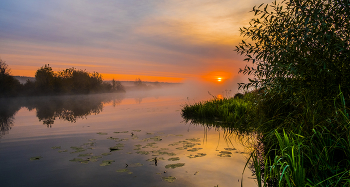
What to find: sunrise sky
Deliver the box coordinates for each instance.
[0,0,272,83]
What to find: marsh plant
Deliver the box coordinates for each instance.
[183,0,350,186]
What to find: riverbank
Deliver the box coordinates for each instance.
[182,90,350,186]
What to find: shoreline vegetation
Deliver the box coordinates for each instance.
[183,0,350,186]
[0,61,174,98]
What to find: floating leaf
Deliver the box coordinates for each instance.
[186,138,201,142]
[100,160,115,166]
[97,132,108,135]
[130,163,143,167]
[168,157,180,161]
[132,130,141,132]
[165,163,185,169]
[30,156,42,161]
[117,138,129,142]
[114,131,128,133]
[162,176,176,183]
[70,147,85,153]
[58,150,68,153]
[51,146,61,149]
[150,136,162,141]
[102,153,111,156]
[187,148,203,152]
[107,137,119,140]
[217,154,231,157]
[136,151,150,155]
[188,153,207,158]
[194,171,199,175]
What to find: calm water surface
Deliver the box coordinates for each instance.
[0,88,256,187]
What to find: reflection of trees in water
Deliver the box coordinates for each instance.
[0,100,21,137]
[0,93,125,134]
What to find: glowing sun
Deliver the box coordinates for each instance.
[217,77,222,82]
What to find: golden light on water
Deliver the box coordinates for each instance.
[217,77,222,82]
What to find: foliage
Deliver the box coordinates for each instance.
[235,0,350,101]
[0,62,126,97]
[0,59,21,97]
[32,65,125,95]
[134,78,147,88]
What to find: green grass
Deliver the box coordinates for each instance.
[182,90,350,186]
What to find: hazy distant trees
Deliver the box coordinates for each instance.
[33,65,125,95]
[0,62,126,97]
[0,59,21,97]
[134,78,147,88]
[112,79,125,92]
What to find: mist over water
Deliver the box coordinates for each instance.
[0,81,256,187]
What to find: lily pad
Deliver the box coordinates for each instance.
[129,163,143,167]
[97,132,108,135]
[114,131,128,133]
[132,130,141,132]
[102,153,111,156]
[58,150,68,153]
[150,136,162,141]
[70,147,86,153]
[153,151,176,156]
[100,160,115,166]
[188,153,207,158]
[30,156,42,161]
[224,148,236,151]
[186,138,201,142]
[116,169,133,174]
[51,146,61,149]
[168,157,180,161]
[187,148,203,152]
[107,137,119,140]
[217,153,231,157]
[136,151,150,155]
[117,138,129,142]
[165,163,185,169]
[162,176,176,183]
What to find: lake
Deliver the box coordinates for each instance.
[0,85,256,187]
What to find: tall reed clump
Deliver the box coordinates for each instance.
[182,97,252,126]
[246,91,350,186]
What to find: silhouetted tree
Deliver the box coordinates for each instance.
[0,59,21,97]
[35,64,55,94]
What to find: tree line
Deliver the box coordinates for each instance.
[0,60,125,97]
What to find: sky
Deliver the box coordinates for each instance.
[0,0,272,83]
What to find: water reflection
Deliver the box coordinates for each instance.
[0,93,125,135]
